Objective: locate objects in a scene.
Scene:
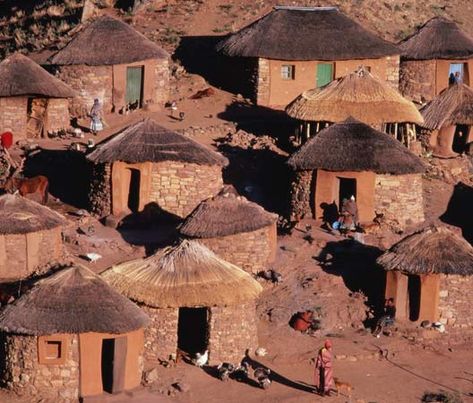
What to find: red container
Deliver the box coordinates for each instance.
[1,132,13,149]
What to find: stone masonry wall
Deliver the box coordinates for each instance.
[196,224,277,274]
[1,334,79,401]
[0,97,27,139]
[142,306,178,363]
[153,58,170,106]
[56,65,113,118]
[385,55,400,90]
[88,162,112,217]
[150,161,223,219]
[374,173,424,228]
[208,303,259,365]
[438,275,473,330]
[399,60,436,103]
[255,57,270,106]
[45,98,71,133]
[289,170,313,221]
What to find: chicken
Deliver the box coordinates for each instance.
[193,350,208,367]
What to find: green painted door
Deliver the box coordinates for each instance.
[316,63,333,88]
[126,66,144,106]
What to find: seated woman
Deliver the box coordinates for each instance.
[373,298,396,337]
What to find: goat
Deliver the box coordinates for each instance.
[217,363,234,381]
[4,175,49,204]
[254,367,271,390]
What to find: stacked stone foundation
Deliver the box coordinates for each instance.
[399,60,436,103]
[438,275,473,330]
[0,97,27,139]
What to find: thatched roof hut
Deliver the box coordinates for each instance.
[287,118,426,174]
[0,265,149,335]
[179,190,278,238]
[286,67,423,125]
[420,84,473,130]
[216,6,399,60]
[50,16,168,65]
[102,240,263,308]
[377,226,473,276]
[399,17,473,60]
[0,53,75,98]
[87,118,228,166]
[0,194,67,235]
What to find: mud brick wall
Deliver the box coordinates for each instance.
[385,55,400,90]
[208,303,259,365]
[195,224,277,274]
[142,306,178,362]
[89,162,112,217]
[255,57,270,106]
[56,64,113,117]
[1,334,79,401]
[289,170,313,221]
[45,98,71,133]
[374,173,424,228]
[150,162,223,218]
[0,97,27,139]
[399,60,436,102]
[438,275,473,329]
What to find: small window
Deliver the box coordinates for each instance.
[45,341,61,359]
[281,65,295,80]
[38,335,68,365]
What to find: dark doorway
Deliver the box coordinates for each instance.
[178,307,209,355]
[126,66,144,107]
[127,168,141,212]
[452,125,469,154]
[407,275,421,321]
[101,337,127,394]
[338,177,357,208]
[101,338,115,393]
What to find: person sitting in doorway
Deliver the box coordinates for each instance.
[449,72,456,86]
[338,196,359,231]
[89,98,104,136]
[373,298,396,337]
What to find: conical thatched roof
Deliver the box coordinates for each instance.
[179,188,278,238]
[399,17,473,60]
[0,53,75,98]
[102,240,263,308]
[286,67,423,124]
[87,118,228,166]
[0,194,67,235]
[287,118,426,174]
[420,84,473,130]
[216,6,399,60]
[377,226,473,276]
[50,16,168,66]
[0,265,149,335]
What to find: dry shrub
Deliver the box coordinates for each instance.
[47,5,66,17]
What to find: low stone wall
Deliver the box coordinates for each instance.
[438,275,473,329]
[1,334,79,401]
[45,98,71,133]
[385,55,400,90]
[195,224,277,273]
[0,97,27,139]
[142,306,178,362]
[289,170,313,221]
[374,173,424,228]
[255,57,270,106]
[208,303,259,365]
[399,60,436,102]
[89,162,112,217]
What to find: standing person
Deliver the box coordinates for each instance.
[315,339,334,396]
[454,71,462,84]
[89,98,103,136]
[448,72,456,86]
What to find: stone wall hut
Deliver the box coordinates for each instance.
[377,226,473,329]
[287,118,426,227]
[0,53,75,139]
[0,265,149,400]
[419,83,473,157]
[102,240,262,365]
[286,67,423,146]
[49,16,169,117]
[216,6,400,108]
[86,118,228,218]
[179,189,278,273]
[399,17,473,103]
[0,194,67,282]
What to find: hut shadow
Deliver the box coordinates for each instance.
[440,182,473,243]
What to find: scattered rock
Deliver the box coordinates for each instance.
[172,382,190,393]
[144,368,159,384]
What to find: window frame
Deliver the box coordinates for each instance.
[38,335,69,365]
[281,64,295,80]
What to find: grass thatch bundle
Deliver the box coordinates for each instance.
[285,67,423,125]
[287,118,426,174]
[102,240,263,308]
[0,265,149,335]
[377,226,473,276]
[0,194,67,235]
[399,17,473,60]
[179,189,278,238]
[87,118,228,166]
[50,15,168,66]
[420,84,473,130]
[216,6,399,60]
[0,53,75,98]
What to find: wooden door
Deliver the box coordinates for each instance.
[126,66,144,107]
[316,63,333,88]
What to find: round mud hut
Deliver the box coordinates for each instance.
[0,265,149,400]
[49,15,169,117]
[377,226,473,329]
[102,240,263,365]
[0,53,75,139]
[286,67,423,146]
[419,83,473,157]
[0,194,67,282]
[179,189,278,273]
[399,17,473,103]
[86,118,229,219]
[287,118,426,227]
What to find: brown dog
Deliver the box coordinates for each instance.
[333,377,354,397]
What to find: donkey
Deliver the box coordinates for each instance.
[4,175,49,204]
